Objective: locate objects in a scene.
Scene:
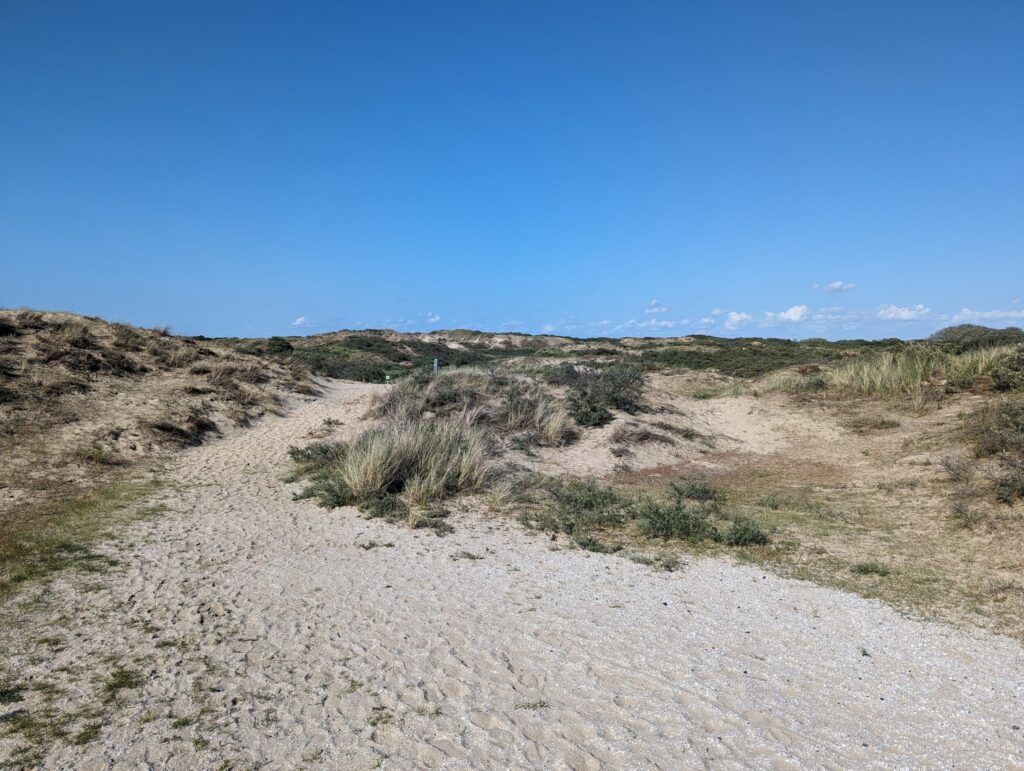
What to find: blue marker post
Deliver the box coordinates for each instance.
[433,357,439,374]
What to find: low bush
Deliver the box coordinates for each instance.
[359,493,410,520]
[566,388,613,427]
[989,345,1024,392]
[670,479,722,503]
[528,479,632,534]
[966,398,1024,459]
[633,495,719,542]
[723,516,769,546]
[966,398,1024,504]
[929,324,1024,353]
[546,362,647,427]
[264,336,294,355]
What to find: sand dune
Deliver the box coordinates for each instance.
[3,381,1022,769]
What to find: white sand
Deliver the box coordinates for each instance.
[5,381,1023,769]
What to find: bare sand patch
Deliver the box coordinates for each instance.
[2,381,1022,768]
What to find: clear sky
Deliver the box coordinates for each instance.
[1,1,1022,339]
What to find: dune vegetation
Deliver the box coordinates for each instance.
[0,309,317,594]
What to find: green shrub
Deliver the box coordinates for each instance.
[566,388,613,427]
[517,478,631,535]
[293,475,354,508]
[723,516,769,546]
[288,441,345,472]
[556,363,646,427]
[633,496,719,542]
[670,479,721,503]
[598,364,646,413]
[929,324,1024,353]
[989,346,1024,392]
[359,494,409,521]
[265,336,294,355]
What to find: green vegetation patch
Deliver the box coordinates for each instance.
[0,480,162,597]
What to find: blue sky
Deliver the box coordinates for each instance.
[1,1,1022,340]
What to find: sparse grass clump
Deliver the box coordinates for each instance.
[73,443,122,466]
[610,422,673,445]
[102,666,144,701]
[845,415,901,433]
[851,560,892,577]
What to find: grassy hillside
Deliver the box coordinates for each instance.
[224,328,924,383]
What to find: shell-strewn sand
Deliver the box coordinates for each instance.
[4,382,1023,769]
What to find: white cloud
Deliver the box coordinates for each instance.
[820,281,855,292]
[952,308,1024,323]
[425,312,440,323]
[723,311,753,330]
[290,316,313,327]
[540,323,556,333]
[644,300,669,315]
[694,317,716,329]
[614,317,683,332]
[763,305,809,324]
[876,304,929,321]
[710,308,724,316]
[811,306,861,323]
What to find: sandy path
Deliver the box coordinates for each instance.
[5,381,1023,769]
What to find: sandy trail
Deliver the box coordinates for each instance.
[5,381,1023,769]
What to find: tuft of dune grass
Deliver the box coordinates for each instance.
[748,344,1021,409]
